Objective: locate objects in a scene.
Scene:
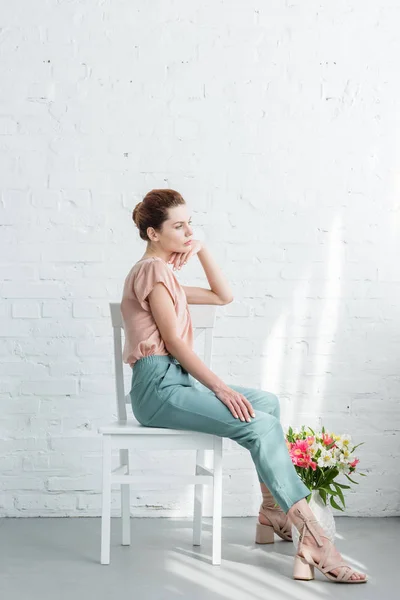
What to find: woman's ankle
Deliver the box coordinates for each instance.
[287,499,326,541]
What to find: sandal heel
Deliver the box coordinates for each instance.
[255,522,275,544]
[293,555,315,580]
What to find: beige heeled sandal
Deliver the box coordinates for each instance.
[292,507,368,583]
[255,509,293,543]
[255,487,292,544]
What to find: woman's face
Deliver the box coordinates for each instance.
[150,205,193,253]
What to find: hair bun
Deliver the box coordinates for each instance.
[132,201,143,226]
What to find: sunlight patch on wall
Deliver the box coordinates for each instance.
[309,214,344,414]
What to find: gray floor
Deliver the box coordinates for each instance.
[0,516,397,599]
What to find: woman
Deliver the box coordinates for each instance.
[121,189,367,584]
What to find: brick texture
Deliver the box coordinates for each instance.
[0,0,399,517]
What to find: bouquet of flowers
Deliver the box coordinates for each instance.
[285,425,365,511]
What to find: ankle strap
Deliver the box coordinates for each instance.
[294,508,324,549]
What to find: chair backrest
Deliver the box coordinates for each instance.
[109,302,217,421]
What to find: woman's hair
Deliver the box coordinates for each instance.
[132,189,186,241]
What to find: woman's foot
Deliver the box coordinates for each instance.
[258,483,292,541]
[258,507,292,540]
[301,534,366,581]
[289,501,367,583]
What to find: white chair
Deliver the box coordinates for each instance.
[98,302,223,565]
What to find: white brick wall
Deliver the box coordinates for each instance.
[0,0,399,518]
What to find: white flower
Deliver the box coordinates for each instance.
[336,434,352,450]
[308,440,320,456]
[341,448,351,460]
[317,449,336,468]
[333,447,342,460]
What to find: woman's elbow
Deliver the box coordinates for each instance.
[218,295,234,305]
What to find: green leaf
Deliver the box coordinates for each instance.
[330,496,344,512]
[324,469,339,484]
[319,486,338,496]
[351,442,364,452]
[335,483,351,489]
[345,473,359,485]
[333,482,346,508]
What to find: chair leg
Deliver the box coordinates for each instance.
[120,448,131,546]
[193,450,205,546]
[212,438,222,565]
[100,435,112,565]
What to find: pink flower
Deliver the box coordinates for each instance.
[290,452,317,470]
[292,440,310,454]
[289,439,316,470]
[350,458,359,469]
[291,454,308,468]
[322,433,334,446]
[287,437,323,471]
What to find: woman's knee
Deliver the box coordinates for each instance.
[233,412,282,450]
[259,390,280,420]
[251,411,280,437]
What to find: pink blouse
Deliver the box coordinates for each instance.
[121,257,193,366]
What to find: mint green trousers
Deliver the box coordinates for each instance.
[130,355,309,513]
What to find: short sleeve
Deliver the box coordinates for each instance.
[133,260,176,311]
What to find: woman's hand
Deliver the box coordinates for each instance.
[168,240,203,271]
[214,384,256,423]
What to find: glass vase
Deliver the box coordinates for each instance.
[291,489,336,551]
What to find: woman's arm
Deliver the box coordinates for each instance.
[165,337,225,393]
[169,242,233,303]
[148,282,255,421]
[196,246,234,304]
[148,282,225,393]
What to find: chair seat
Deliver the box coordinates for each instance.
[98,418,208,436]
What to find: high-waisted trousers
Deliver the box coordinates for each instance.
[129,355,309,513]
